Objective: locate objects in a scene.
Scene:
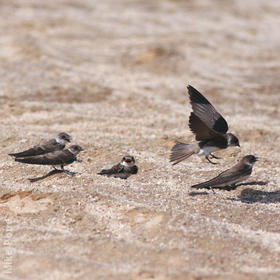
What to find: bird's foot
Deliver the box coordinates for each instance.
[63,169,80,176]
[206,156,218,165]
[210,187,216,194]
[209,153,221,160]
[76,160,83,163]
[63,169,77,176]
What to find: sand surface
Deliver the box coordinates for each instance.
[0,0,280,279]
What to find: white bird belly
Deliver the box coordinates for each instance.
[198,145,219,156]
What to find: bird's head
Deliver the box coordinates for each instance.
[57,132,72,144]
[227,133,240,147]
[242,155,258,167]
[121,155,135,167]
[69,145,84,155]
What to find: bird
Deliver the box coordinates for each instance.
[98,155,138,179]
[14,145,84,175]
[9,132,71,158]
[170,85,240,165]
[191,155,258,190]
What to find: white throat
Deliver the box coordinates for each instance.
[121,161,133,168]
[68,148,76,155]
[56,137,65,145]
[246,162,254,168]
[227,136,232,146]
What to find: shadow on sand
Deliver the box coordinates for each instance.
[234,188,280,204]
[28,169,64,183]
[189,181,268,197]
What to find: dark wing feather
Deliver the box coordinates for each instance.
[130,165,138,175]
[9,139,64,158]
[192,165,252,189]
[9,146,47,158]
[98,163,124,176]
[15,150,75,165]
[189,112,225,141]
[188,85,228,134]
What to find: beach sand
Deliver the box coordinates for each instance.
[0,0,280,279]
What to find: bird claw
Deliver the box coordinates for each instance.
[209,153,221,160]
[206,156,219,165]
[63,170,80,176]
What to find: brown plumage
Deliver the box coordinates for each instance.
[170,85,240,165]
[14,145,83,174]
[192,155,258,189]
[98,155,138,179]
[9,132,71,158]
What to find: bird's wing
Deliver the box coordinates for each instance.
[15,150,75,165]
[189,112,225,142]
[188,85,228,134]
[9,139,63,158]
[130,165,138,175]
[98,164,124,175]
[192,165,252,189]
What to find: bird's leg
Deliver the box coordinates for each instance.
[209,153,221,160]
[209,186,216,194]
[61,166,78,176]
[52,165,58,170]
[205,156,218,165]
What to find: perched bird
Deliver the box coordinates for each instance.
[98,155,138,179]
[9,132,71,158]
[14,145,83,175]
[170,85,240,165]
[191,155,258,190]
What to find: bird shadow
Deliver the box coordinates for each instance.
[189,181,268,196]
[28,169,64,183]
[229,187,280,204]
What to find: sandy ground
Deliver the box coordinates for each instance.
[0,0,280,279]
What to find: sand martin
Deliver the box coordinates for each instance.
[170,85,240,165]
[98,155,138,179]
[9,132,71,158]
[14,145,83,175]
[191,155,258,190]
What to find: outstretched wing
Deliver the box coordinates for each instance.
[189,112,225,142]
[15,150,75,165]
[188,85,228,134]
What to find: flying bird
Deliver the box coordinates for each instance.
[191,155,258,190]
[98,155,138,179]
[14,145,83,175]
[9,132,71,158]
[170,85,240,165]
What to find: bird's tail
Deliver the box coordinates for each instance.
[191,182,211,189]
[9,152,20,157]
[14,157,35,164]
[170,143,198,165]
[97,169,111,176]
